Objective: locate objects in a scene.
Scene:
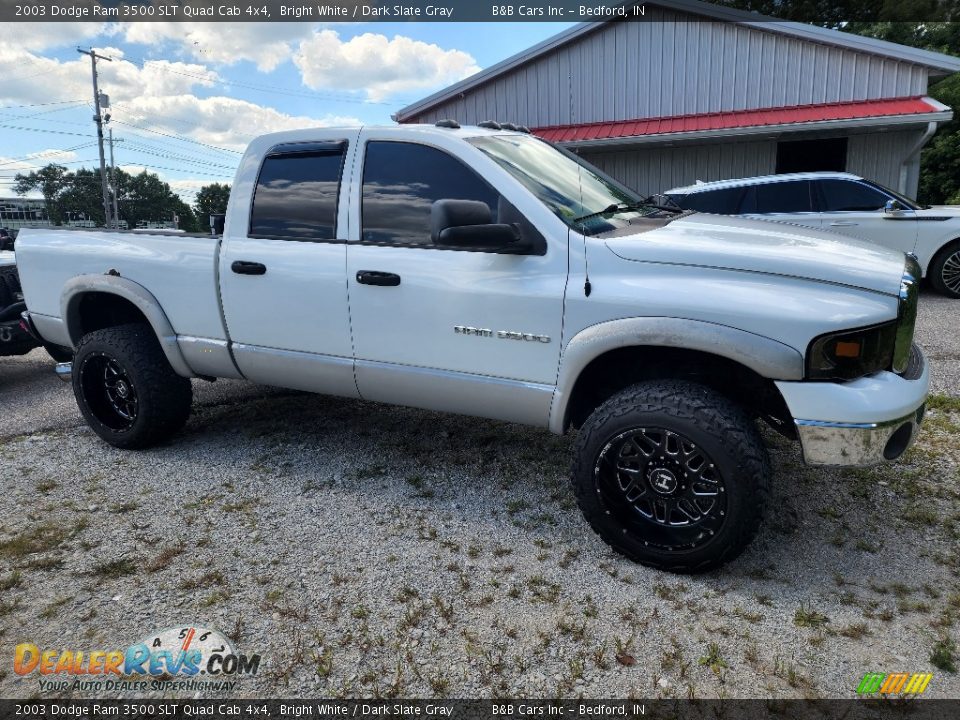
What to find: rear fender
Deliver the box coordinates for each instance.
[61,274,194,378]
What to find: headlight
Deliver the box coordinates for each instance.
[806,322,897,380]
[892,254,920,374]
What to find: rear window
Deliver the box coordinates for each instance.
[672,187,745,214]
[742,181,813,214]
[250,142,346,241]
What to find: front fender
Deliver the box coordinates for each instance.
[61,274,194,378]
[548,316,804,434]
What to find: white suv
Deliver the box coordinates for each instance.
[667,171,960,298]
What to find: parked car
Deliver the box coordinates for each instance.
[666,171,960,298]
[0,252,71,361]
[15,124,928,572]
[0,229,14,252]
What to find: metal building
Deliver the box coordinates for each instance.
[395,0,960,199]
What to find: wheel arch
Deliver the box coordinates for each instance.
[61,274,194,378]
[927,237,960,273]
[550,317,804,434]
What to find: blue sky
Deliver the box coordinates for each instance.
[0,21,574,202]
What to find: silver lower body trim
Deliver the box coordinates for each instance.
[794,405,925,466]
[355,359,554,428]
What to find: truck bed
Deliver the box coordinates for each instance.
[15,227,227,344]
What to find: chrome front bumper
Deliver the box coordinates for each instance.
[795,405,925,466]
[777,344,929,467]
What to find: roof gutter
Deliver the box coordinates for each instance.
[898,121,939,195]
[547,110,954,150]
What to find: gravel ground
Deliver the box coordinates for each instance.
[0,292,958,700]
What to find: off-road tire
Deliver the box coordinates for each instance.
[73,323,192,449]
[571,380,771,573]
[929,241,960,299]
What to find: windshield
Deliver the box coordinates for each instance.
[468,134,653,235]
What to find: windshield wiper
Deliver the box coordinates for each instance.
[573,203,645,223]
[639,194,685,213]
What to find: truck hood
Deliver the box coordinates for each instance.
[603,213,905,296]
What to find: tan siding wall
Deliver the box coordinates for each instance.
[579,140,778,197]
[578,128,927,198]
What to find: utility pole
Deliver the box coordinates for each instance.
[78,47,112,228]
[108,129,120,229]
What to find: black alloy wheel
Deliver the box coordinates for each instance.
[594,426,727,551]
[78,352,139,431]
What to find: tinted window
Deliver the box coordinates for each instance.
[818,179,889,212]
[674,187,745,214]
[250,145,344,240]
[744,181,812,214]
[362,142,499,246]
[468,135,644,234]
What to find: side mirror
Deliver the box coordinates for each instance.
[430,199,524,251]
[884,199,905,214]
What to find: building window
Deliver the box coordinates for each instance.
[775,138,848,174]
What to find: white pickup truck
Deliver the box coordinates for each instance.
[16,123,929,572]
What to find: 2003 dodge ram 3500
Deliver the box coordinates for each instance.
[16,123,929,572]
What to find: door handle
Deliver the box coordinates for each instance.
[356,270,401,287]
[829,222,858,227]
[231,260,267,275]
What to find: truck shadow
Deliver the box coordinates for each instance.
[180,387,957,600]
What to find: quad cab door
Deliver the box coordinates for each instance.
[812,178,919,255]
[344,129,567,427]
[219,131,361,397]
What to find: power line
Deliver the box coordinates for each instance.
[0,125,93,138]
[120,144,237,171]
[118,162,232,178]
[111,118,242,155]
[0,142,97,167]
[0,99,87,110]
[0,158,107,176]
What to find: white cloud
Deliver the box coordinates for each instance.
[0,45,356,152]
[294,30,480,101]
[119,22,316,72]
[115,94,360,152]
[0,46,216,108]
[24,149,79,163]
[16,22,108,51]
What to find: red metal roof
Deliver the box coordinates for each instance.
[533,96,942,144]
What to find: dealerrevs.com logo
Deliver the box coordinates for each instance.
[14,626,261,693]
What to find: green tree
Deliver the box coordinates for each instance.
[194,183,231,225]
[14,164,199,230]
[718,3,960,205]
[839,22,960,204]
[12,164,71,224]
